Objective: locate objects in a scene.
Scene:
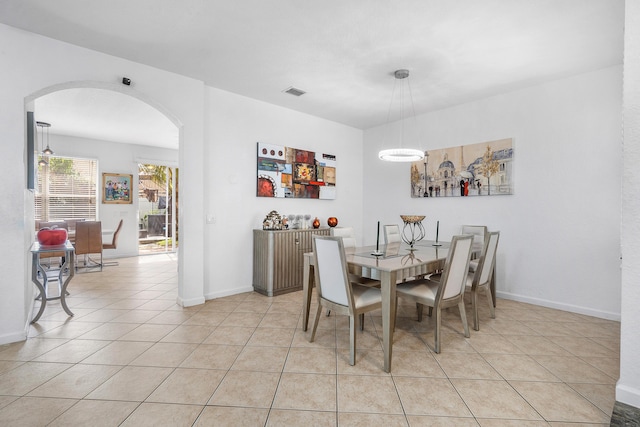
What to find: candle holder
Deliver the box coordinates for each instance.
[400,215,426,250]
[371,221,383,256]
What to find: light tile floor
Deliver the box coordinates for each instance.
[0,255,620,426]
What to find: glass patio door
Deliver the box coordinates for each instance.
[138,164,178,254]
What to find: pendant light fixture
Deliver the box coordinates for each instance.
[37,121,53,156]
[36,121,52,167]
[378,69,424,162]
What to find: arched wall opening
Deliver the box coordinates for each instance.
[24,80,185,302]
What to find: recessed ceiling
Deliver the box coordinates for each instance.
[0,0,624,144]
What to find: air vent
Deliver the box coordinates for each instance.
[283,86,306,97]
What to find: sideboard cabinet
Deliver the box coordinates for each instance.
[253,228,330,296]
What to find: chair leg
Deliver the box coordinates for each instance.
[484,285,496,319]
[417,303,424,322]
[359,313,365,331]
[471,288,480,331]
[434,306,442,354]
[326,309,331,317]
[309,305,323,343]
[427,306,433,317]
[458,300,470,338]
[349,315,357,365]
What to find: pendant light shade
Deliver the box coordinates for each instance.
[378,69,424,162]
[378,148,425,162]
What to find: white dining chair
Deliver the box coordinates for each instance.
[326,227,380,317]
[330,227,357,249]
[309,235,382,365]
[383,224,402,244]
[328,227,378,286]
[466,231,500,330]
[395,234,474,353]
[461,225,487,243]
[461,224,488,271]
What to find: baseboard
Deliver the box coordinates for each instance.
[496,291,620,321]
[176,295,205,307]
[205,286,254,301]
[616,382,640,410]
[0,329,28,346]
[176,286,256,308]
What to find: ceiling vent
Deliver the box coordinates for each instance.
[283,86,306,97]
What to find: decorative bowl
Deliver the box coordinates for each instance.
[400,215,426,224]
[37,227,68,246]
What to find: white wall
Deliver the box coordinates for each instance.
[46,134,178,258]
[204,88,364,298]
[617,0,640,409]
[363,66,623,320]
[0,23,205,344]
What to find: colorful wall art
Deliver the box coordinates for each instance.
[102,173,133,204]
[411,138,514,198]
[257,142,336,199]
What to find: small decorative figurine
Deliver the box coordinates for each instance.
[327,217,338,227]
[262,210,283,230]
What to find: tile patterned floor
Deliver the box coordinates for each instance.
[0,255,620,426]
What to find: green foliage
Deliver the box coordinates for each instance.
[48,157,76,175]
[139,164,173,191]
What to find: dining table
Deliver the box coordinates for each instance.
[302,240,461,373]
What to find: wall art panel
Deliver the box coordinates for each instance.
[411,138,514,198]
[257,142,336,199]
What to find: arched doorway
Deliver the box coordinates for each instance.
[26,81,181,259]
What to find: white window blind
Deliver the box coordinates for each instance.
[35,156,98,221]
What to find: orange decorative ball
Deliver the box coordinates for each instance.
[327,217,338,227]
[312,217,320,229]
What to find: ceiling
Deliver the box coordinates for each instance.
[0,0,624,148]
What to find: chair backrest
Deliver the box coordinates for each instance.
[461,225,488,247]
[105,219,124,248]
[384,242,401,256]
[384,224,402,244]
[75,221,103,255]
[312,235,352,307]
[474,231,500,286]
[439,234,474,300]
[330,227,356,249]
[64,218,85,233]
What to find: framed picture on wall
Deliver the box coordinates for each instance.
[410,138,514,198]
[256,142,337,199]
[102,173,133,204]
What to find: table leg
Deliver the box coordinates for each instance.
[31,253,47,323]
[381,270,397,373]
[302,255,313,332]
[59,250,75,317]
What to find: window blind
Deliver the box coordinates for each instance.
[35,156,98,222]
